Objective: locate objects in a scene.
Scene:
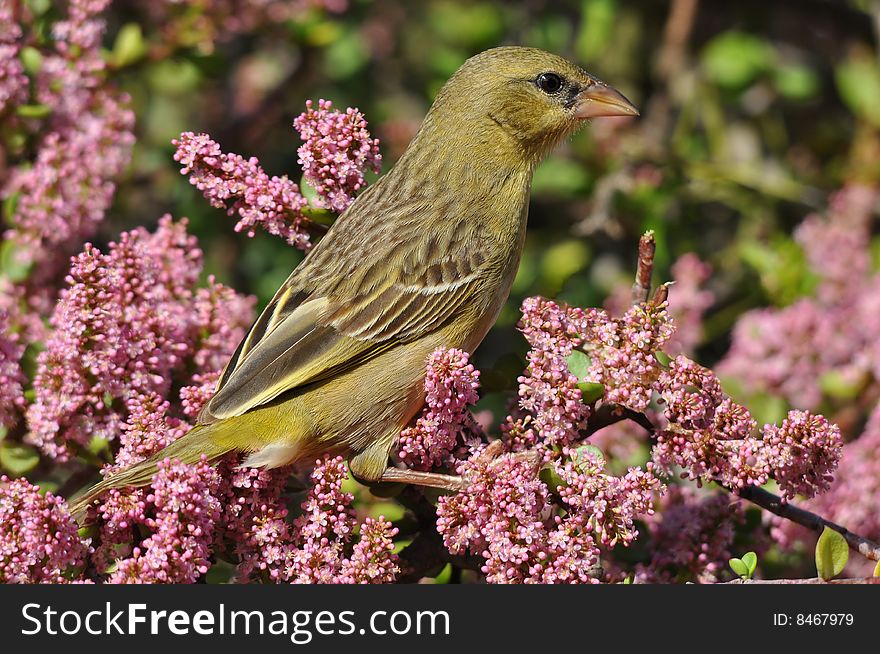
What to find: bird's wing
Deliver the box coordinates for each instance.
[200,211,486,423]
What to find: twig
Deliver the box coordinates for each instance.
[632,231,656,304]
[723,577,880,585]
[658,0,700,81]
[735,485,880,562]
[382,408,880,567]
[624,412,880,564]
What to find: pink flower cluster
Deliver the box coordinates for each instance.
[666,254,714,354]
[0,310,25,428]
[108,457,221,584]
[0,2,27,113]
[174,99,381,250]
[216,455,399,584]
[762,410,842,501]
[2,0,135,286]
[635,486,744,583]
[604,253,715,357]
[437,451,662,584]
[26,216,254,461]
[0,476,89,583]
[294,99,382,213]
[506,297,594,454]
[503,296,674,456]
[776,403,880,560]
[583,302,675,412]
[173,132,312,250]
[720,185,880,409]
[213,461,292,582]
[398,348,481,470]
[652,355,841,498]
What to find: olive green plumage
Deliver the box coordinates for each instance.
[69,46,637,523]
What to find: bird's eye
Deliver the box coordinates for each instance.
[536,72,564,94]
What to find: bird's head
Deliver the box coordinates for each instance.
[424,46,638,166]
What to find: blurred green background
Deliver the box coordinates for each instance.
[97,0,880,410]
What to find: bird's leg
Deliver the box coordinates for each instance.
[378,467,468,492]
[375,441,517,492]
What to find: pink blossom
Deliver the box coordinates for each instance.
[666,254,714,354]
[0,476,89,583]
[398,347,481,470]
[635,486,744,583]
[656,355,724,430]
[503,297,597,454]
[720,185,880,409]
[294,99,381,212]
[0,4,27,113]
[340,517,400,584]
[215,455,399,584]
[173,132,312,250]
[761,410,842,501]
[213,459,293,583]
[0,310,26,428]
[555,451,663,548]
[287,455,356,583]
[584,301,675,412]
[3,0,134,283]
[437,450,661,584]
[109,457,221,584]
[774,403,880,568]
[26,216,253,460]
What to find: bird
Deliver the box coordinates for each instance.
[69,46,638,522]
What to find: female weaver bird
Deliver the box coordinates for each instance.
[69,46,638,522]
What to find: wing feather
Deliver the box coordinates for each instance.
[200,181,489,424]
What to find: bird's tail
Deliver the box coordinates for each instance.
[68,423,232,524]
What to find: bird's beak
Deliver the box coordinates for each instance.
[574,81,639,119]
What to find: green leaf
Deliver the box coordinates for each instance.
[729,557,749,579]
[1,238,33,283]
[0,442,41,476]
[110,23,147,68]
[745,393,788,426]
[26,0,51,15]
[815,526,849,580]
[299,174,321,206]
[577,381,605,404]
[19,46,43,75]
[819,370,865,401]
[741,551,758,577]
[539,465,565,492]
[772,64,819,101]
[205,560,237,584]
[532,156,587,195]
[15,104,52,119]
[566,351,604,402]
[654,351,673,367]
[836,56,880,127]
[323,28,368,80]
[702,31,775,89]
[575,0,616,62]
[540,239,591,292]
[566,350,592,378]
